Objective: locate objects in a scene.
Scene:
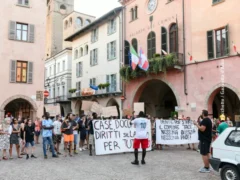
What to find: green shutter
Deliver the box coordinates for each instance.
[90,50,93,66]
[9,21,16,40]
[10,60,16,83]
[28,24,35,43]
[225,25,229,56]
[207,30,214,59]
[27,61,33,84]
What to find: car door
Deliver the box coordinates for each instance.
[225,129,240,163]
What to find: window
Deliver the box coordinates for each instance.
[132,38,138,52]
[76,17,82,27]
[62,60,65,71]
[74,49,78,59]
[57,87,60,97]
[124,41,130,65]
[108,18,116,35]
[80,48,83,57]
[69,18,72,27]
[85,19,91,25]
[212,0,224,4]
[76,62,83,78]
[106,74,117,93]
[215,26,229,57]
[16,23,28,41]
[169,23,178,53]
[161,27,167,54]
[49,88,51,98]
[207,31,214,59]
[9,21,34,42]
[147,31,156,59]
[60,4,67,14]
[57,62,60,73]
[90,49,98,66]
[90,78,96,86]
[60,4,66,10]
[131,6,138,21]
[225,130,240,147]
[10,60,33,84]
[85,45,88,55]
[62,86,65,96]
[76,82,81,96]
[64,20,68,29]
[91,28,98,43]
[17,0,29,6]
[107,41,117,60]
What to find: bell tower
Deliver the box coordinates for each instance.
[45,0,74,58]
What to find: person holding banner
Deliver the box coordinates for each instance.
[130,111,149,165]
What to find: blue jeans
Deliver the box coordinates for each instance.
[74,134,78,145]
[43,136,56,156]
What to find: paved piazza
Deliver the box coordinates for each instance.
[0,145,219,180]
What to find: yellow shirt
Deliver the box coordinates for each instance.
[220,114,225,121]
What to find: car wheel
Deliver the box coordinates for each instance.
[221,165,240,180]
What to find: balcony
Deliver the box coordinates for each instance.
[120,53,184,81]
[55,95,71,102]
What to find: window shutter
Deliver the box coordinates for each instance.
[225,25,229,55]
[9,21,16,40]
[113,74,117,92]
[207,30,214,59]
[27,61,33,84]
[93,78,96,86]
[113,19,117,32]
[106,75,110,92]
[80,62,82,77]
[91,31,94,43]
[90,79,92,86]
[10,60,16,83]
[28,24,35,43]
[96,28,99,41]
[76,62,79,77]
[95,49,98,65]
[176,23,179,54]
[90,50,93,66]
[107,22,110,35]
[107,43,110,60]
[18,0,23,4]
[113,41,117,58]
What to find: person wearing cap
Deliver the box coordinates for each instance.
[130,111,150,165]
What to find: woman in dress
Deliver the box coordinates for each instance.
[0,118,12,160]
[20,118,27,155]
[9,118,22,159]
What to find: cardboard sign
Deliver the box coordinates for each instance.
[235,115,240,122]
[93,119,152,155]
[123,109,132,116]
[44,104,61,116]
[81,88,95,96]
[134,103,144,115]
[156,120,199,145]
[81,101,94,111]
[36,91,43,101]
[91,102,103,114]
[102,106,118,117]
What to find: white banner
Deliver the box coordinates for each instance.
[93,119,152,155]
[156,120,199,145]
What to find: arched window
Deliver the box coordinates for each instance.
[134,6,138,19]
[132,38,138,52]
[74,49,78,59]
[161,27,167,54]
[64,20,68,29]
[76,17,82,27]
[147,31,156,59]
[60,4,67,14]
[80,48,83,57]
[85,19,91,25]
[169,23,178,53]
[124,41,130,65]
[131,8,134,21]
[69,17,72,26]
[85,45,88,55]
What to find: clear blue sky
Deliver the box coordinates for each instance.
[74,0,121,18]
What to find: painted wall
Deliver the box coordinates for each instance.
[0,0,46,119]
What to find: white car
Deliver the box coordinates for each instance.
[210,127,240,180]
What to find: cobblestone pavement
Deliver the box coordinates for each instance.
[0,144,220,180]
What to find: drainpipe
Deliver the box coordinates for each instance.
[183,0,187,96]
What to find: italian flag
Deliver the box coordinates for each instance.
[232,41,237,53]
[188,52,193,61]
[130,46,139,70]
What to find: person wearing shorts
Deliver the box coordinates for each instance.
[130,111,149,165]
[53,115,62,155]
[24,119,37,160]
[61,113,76,157]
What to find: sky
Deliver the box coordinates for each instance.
[74,0,121,18]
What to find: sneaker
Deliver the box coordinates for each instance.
[52,154,58,158]
[26,154,29,160]
[82,148,86,151]
[31,155,37,158]
[74,150,78,154]
[57,152,62,155]
[89,153,92,156]
[79,148,83,152]
[131,160,139,165]
[141,160,146,165]
[44,155,48,159]
[199,167,210,173]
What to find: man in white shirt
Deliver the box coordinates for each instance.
[53,115,62,155]
[130,111,149,165]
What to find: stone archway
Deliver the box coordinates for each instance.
[0,95,38,120]
[132,78,180,118]
[106,98,120,117]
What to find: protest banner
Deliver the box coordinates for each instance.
[44,104,60,116]
[123,109,132,116]
[93,119,152,155]
[102,106,118,117]
[134,103,144,115]
[156,119,199,145]
[91,102,103,114]
[81,101,94,111]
